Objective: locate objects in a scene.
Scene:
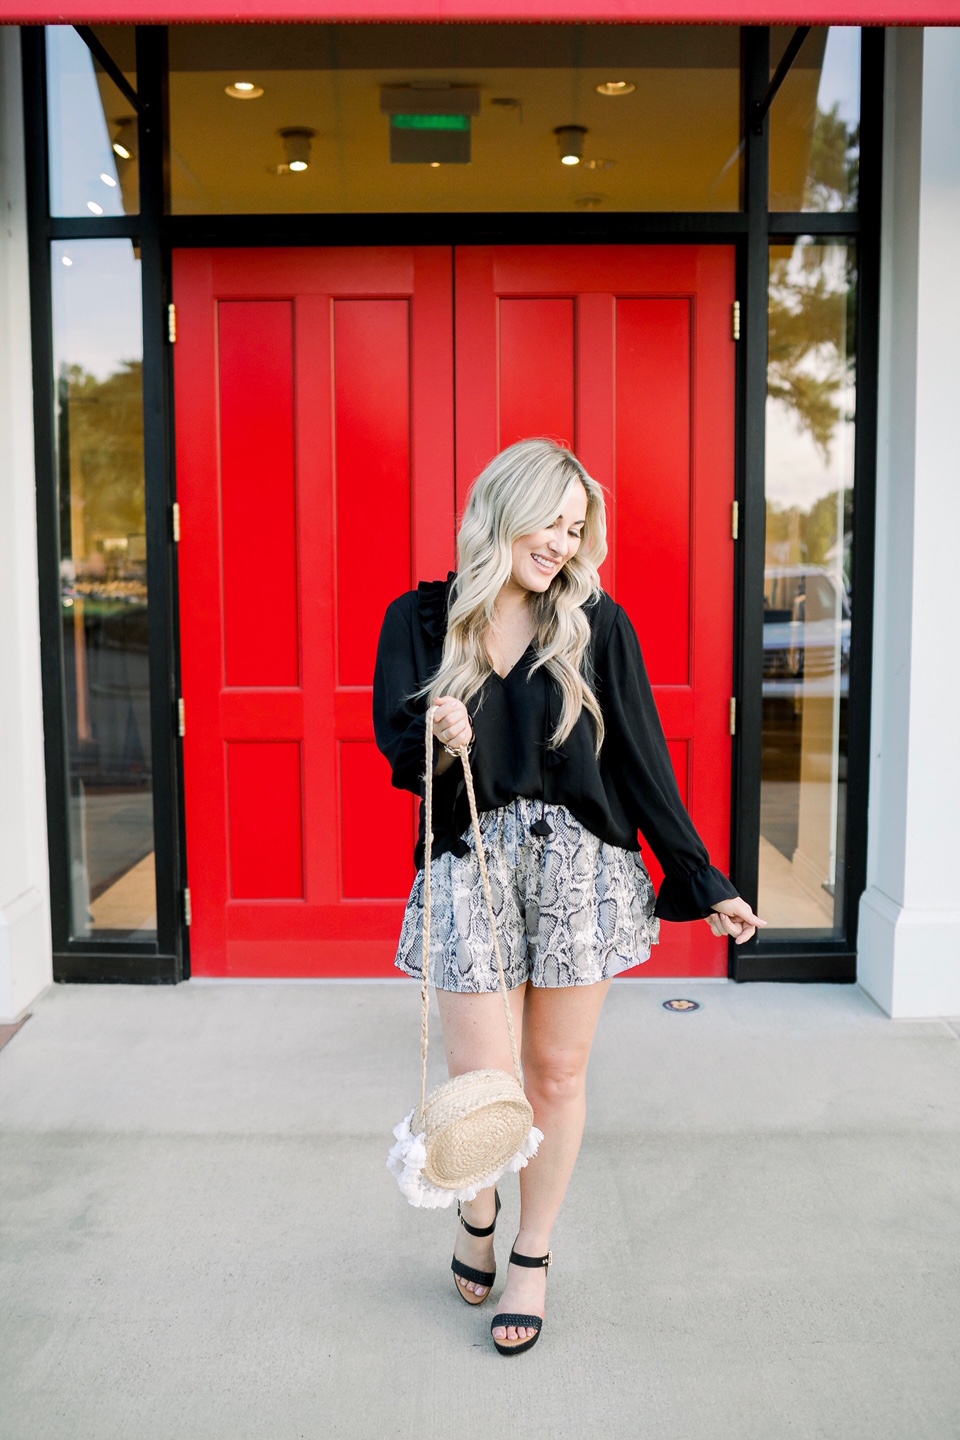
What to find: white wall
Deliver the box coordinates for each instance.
[859,28,960,1018]
[0,27,53,1021]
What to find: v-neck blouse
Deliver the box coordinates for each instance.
[488,637,536,683]
[372,575,739,922]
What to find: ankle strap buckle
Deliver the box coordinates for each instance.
[508,1246,552,1269]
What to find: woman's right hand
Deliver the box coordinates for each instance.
[431,696,474,752]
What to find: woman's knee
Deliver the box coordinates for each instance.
[523,1048,589,1105]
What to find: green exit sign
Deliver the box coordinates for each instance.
[389,112,472,163]
[391,114,471,131]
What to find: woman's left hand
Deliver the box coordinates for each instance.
[705,897,767,945]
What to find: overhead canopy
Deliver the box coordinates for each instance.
[3,0,959,23]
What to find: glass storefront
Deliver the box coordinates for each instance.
[760,239,856,932]
[51,239,156,939]
[166,24,743,213]
[34,23,877,978]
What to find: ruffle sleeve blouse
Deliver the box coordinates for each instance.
[372,574,739,923]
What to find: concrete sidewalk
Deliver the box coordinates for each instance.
[1,978,959,1440]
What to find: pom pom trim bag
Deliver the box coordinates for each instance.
[387,707,543,1208]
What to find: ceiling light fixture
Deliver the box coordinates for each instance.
[100,172,117,187]
[596,80,636,97]
[61,255,73,266]
[86,200,104,215]
[111,116,137,162]
[554,125,587,166]
[278,127,315,173]
[225,81,264,99]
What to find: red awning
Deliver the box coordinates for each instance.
[1,0,958,23]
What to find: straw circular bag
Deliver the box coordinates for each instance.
[387,707,542,1208]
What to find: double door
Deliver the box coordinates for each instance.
[173,245,735,978]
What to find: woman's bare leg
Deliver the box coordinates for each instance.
[492,978,612,1342]
[436,984,527,1300]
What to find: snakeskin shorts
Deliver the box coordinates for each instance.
[394,797,660,991]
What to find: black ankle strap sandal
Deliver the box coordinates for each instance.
[451,1191,501,1306]
[456,1191,501,1238]
[490,1245,552,1355]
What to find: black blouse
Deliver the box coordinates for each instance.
[372,575,739,923]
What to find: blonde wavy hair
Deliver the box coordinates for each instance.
[424,438,608,751]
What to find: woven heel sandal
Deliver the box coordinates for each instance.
[490,1246,552,1355]
[451,1190,501,1306]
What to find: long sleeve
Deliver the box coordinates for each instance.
[373,594,433,794]
[597,604,738,921]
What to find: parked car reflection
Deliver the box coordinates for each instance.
[763,565,850,698]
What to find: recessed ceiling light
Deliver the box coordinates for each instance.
[112,141,131,160]
[596,80,636,97]
[61,255,73,266]
[430,162,441,168]
[225,81,264,99]
[86,200,104,215]
[100,172,117,187]
[289,160,307,172]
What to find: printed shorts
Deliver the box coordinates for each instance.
[395,797,661,992]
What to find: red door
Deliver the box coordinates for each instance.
[174,248,454,975]
[174,245,734,979]
[456,247,736,977]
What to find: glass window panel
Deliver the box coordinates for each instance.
[769,27,860,212]
[168,23,742,214]
[760,240,856,933]
[52,240,156,939]
[46,25,139,217]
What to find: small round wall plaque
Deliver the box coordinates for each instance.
[662,998,701,1012]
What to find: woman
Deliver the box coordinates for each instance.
[373,439,764,1358]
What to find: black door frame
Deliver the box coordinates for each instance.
[21,22,883,984]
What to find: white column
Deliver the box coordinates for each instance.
[0,28,53,1021]
[859,28,960,1018]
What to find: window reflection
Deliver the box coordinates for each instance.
[52,241,156,938]
[769,27,860,212]
[168,24,742,214]
[46,26,138,217]
[760,240,855,931]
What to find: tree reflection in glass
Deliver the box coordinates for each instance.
[769,26,860,213]
[761,240,856,931]
[52,241,156,938]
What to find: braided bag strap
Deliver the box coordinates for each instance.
[418,706,523,1125]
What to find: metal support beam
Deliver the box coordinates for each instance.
[73,24,141,113]
[729,25,770,977]
[751,26,811,135]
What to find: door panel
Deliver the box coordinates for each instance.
[174,248,455,976]
[454,246,736,977]
[219,300,299,689]
[615,297,691,686]
[498,298,576,449]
